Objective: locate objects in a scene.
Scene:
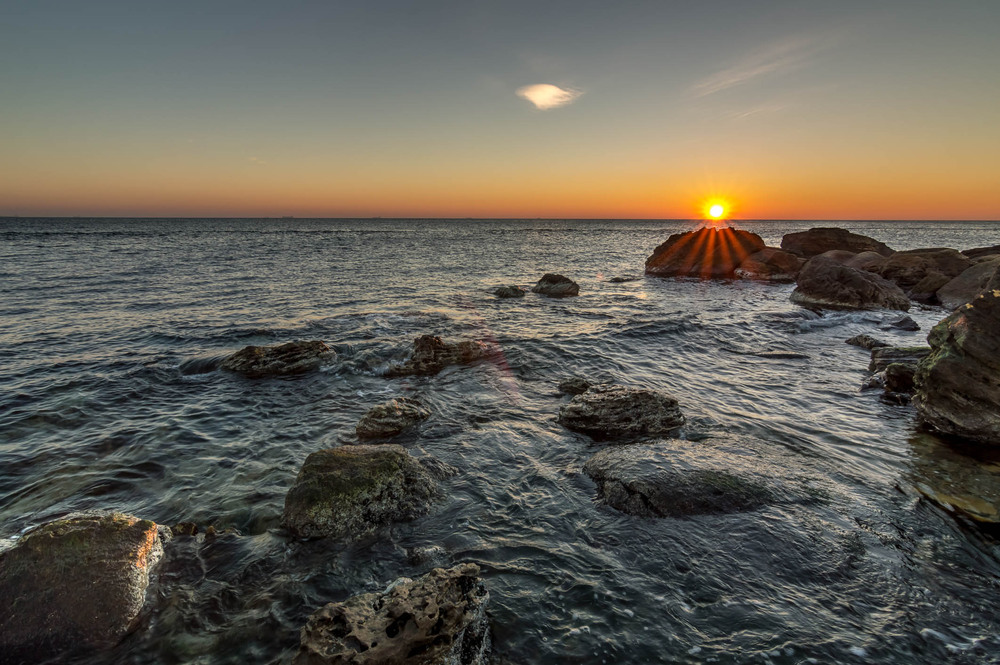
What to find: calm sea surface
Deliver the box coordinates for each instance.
[2,218,1000,664]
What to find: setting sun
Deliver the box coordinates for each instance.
[709,204,725,219]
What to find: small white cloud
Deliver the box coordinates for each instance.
[516,83,582,110]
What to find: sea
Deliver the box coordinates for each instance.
[2,218,1000,664]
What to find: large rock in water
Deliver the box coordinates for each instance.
[790,255,910,311]
[0,513,163,662]
[356,397,431,439]
[557,384,685,439]
[220,340,335,378]
[936,259,1000,310]
[531,273,579,297]
[644,227,766,279]
[294,564,491,665]
[914,290,1000,445]
[735,247,802,282]
[386,335,496,377]
[281,445,439,539]
[877,248,972,291]
[780,227,894,258]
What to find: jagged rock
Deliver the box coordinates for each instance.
[914,290,1000,445]
[846,334,889,350]
[356,397,431,439]
[281,445,439,539]
[845,251,889,272]
[936,259,1000,310]
[557,377,591,395]
[557,384,684,439]
[735,247,803,282]
[531,274,579,297]
[869,346,932,373]
[886,315,920,331]
[907,272,951,304]
[387,335,497,377]
[645,227,766,279]
[780,228,893,259]
[294,564,491,665]
[961,244,1000,260]
[0,513,163,662]
[790,256,910,311]
[220,340,335,378]
[878,248,972,291]
[492,285,526,298]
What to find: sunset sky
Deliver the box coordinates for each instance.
[2,1,998,219]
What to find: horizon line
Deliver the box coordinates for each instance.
[2,215,999,223]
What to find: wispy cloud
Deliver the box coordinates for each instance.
[516,83,582,110]
[691,36,829,98]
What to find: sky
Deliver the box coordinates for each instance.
[1,0,998,220]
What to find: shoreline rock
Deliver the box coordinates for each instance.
[936,259,1000,310]
[531,273,579,297]
[846,334,889,350]
[645,227,766,279]
[387,335,497,377]
[220,340,335,378]
[493,285,526,298]
[557,384,685,439]
[790,256,909,311]
[735,247,803,282]
[869,346,932,373]
[877,248,972,292]
[356,397,431,440]
[780,227,893,259]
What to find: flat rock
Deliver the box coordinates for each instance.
[356,397,431,440]
[387,335,497,377]
[936,259,1000,310]
[607,275,641,283]
[869,346,932,373]
[735,247,803,282]
[281,445,439,539]
[220,340,335,378]
[877,248,972,291]
[790,256,910,311]
[294,563,491,665]
[645,227,766,279]
[846,334,889,350]
[493,285,526,298]
[557,384,685,439]
[780,227,893,258]
[531,273,579,297]
[0,513,163,662]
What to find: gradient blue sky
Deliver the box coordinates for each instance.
[2,1,998,218]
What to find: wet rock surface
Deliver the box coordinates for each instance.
[492,285,526,298]
[294,563,491,665]
[356,397,431,440]
[907,433,1000,524]
[0,513,163,662]
[846,334,889,350]
[906,272,951,304]
[735,247,803,282]
[220,340,335,378]
[281,445,439,539]
[790,256,910,311]
[877,248,973,291]
[869,346,932,373]
[644,227,766,279]
[936,258,1000,310]
[780,227,894,258]
[557,384,685,439]
[845,251,889,272]
[387,335,497,377]
[557,377,591,395]
[531,273,579,297]
[885,315,920,331]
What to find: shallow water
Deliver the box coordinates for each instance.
[2,218,1000,664]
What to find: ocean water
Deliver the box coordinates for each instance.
[2,218,1000,664]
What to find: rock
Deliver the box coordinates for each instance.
[492,285,525,298]
[914,290,1000,445]
[936,259,1000,310]
[907,271,951,304]
[907,432,1000,523]
[557,384,685,439]
[869,346,932,373]
[294,564,491,665]
[884,362,916,394]
[790,256,910,311]
[846,334,889,350]
[607,276,641,283]
[530,273,579,297]
[220,340,335,378]
[0,513,163,661]
[356,397,431,440]
[877,248,973,291]
[281,445,439,539]
[961,244,1000,260]
[387,335,497,377]
[886,315,920,331]
[816,249,861,265]
[845,251,889,272]
[780,227,893,258]
[644,227,766,279]
[735,247,803,282]
[557,377,591,395]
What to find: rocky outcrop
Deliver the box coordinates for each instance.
[869,346,932,373]
[884,363,916,394]
[780,228,893,259]
[387,335,497,377]
[961,244,1000,260]
[914,290,1000,445]
[846,334,889,350]
[294,564,491,665]
[0,513,163,662]
[531,274,579,297]
[877,248,972,291]
[557,377,591,395]
[644,227,766,279]
[886,315,920,331]
[735,247,802,282]
[936,259,1000,310]
[282,445,439,539]
[557,384,684,439]
[356,397,431,440]
[907,272,952,304]
[220,340,335,378]
[845,251,889,272]
[493,285,526,298]
[790,256,910,311]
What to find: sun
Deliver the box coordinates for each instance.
[709,204,725,219]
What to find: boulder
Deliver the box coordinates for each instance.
[907,271,951,304]
[913,290,1000,445]
[877,248,972,291]
[356,397,431,440]
[220,340,335,378]
[735,247,802,282]
[557,377,591,395]
[644,227,766,279]
[387,335,497,377]
[816,249,860,265]
[281,445,439,539]
[557,384,685,439]
[886,315,920,332]
[790,256,910,311]
[0,513,163,661]
[884,363,916,394]
[936,259,1000,310]
[845,251,889,272]
[846,334,889,350]
[907,432,1000,523]
[492,285,526,298]
[780,227,893,258]
[294,564,491,665]
[869,346,932,373]
[531,274,579,297]
[961,244,1000,260]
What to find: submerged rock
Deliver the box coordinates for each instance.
[557,384,685,439]
[531,273,579,297]
[878,248,972,291]
[294,563,491,665]
[607,275,641,283]
[735,247,803,282]
[936,259,1000,310]
[492,285,526,298]
[780,227,893,259]
[387,335,497,377]
[886,315,920,331]
[914,290,1000,445]
[0,513,163,661]
[869,346,932,373]
[356,397,431,440]
[846,334,890,350]
[790,256,910,311]
[557,377,591,395]
[644,227,766,279]
[220,340,335,378]
[281,445,439,539]
[907,432,1000,523]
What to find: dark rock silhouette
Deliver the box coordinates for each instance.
[558,384,684,439]
[961,244,1000,260]
[356,397,431,440]
[493,285,526,298]
[877,248,972,291]
[557,377,591,395]
[220,340,335,378]
[790,256,909,311]
[531,273,579,297]
[735,247,803,282]
[869,346,931,373]
[936,259,1000,309]
[387,335,497,377]
[886,315,920,331]
[846,334,889,350]
[644,227,766,279]
[907,272,951,304]
[780,227,893,258]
